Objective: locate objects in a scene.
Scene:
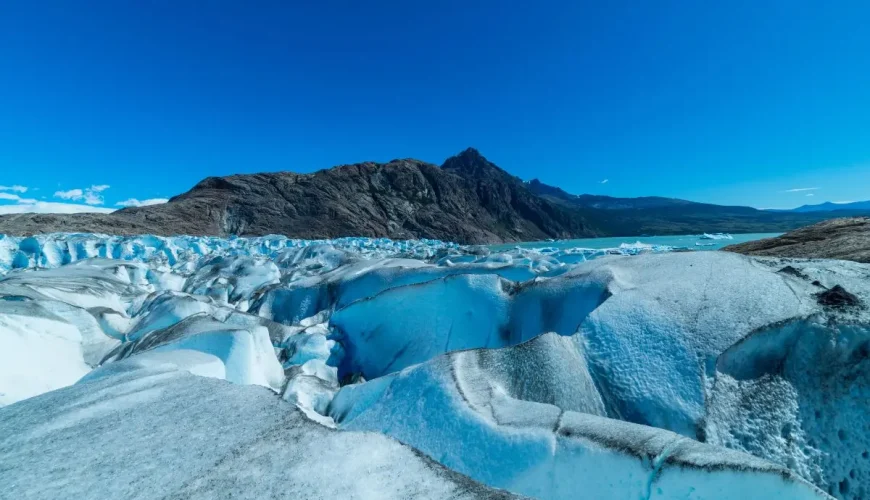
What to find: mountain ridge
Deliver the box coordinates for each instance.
[786,200,870,213]
[0,149,600,243]
[0,148,868,243]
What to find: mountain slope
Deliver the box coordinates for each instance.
[724,217,870,262]
[0,149,599,244]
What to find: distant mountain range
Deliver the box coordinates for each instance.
[1,148,868,243]
[526,180,700,210]
[771,200,870,213]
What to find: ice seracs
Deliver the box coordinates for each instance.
[0,232,868,499]
[328,334,827,499]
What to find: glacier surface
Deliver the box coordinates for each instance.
[1,233,867,499]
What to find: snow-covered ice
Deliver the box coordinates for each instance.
[1,232,868,499]
[0,364,516,499]
[328,334,826,499]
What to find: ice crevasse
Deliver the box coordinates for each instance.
[0,233,867,499]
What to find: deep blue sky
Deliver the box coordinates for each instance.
[1,1,869,212]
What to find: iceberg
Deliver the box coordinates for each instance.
[699,232,734,240]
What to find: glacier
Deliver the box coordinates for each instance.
[0,233,867,499]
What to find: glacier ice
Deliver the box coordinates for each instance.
[0,364,517,499]
[98,313,285,391]
[0,299,113,405]
[328,333,826,499]
[0,232,868,499]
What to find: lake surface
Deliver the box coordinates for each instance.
[490,233,781,252]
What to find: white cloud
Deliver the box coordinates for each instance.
[116,198,169,208]
[2,184,163,214]
[600,179,609,184]
[0,202,115,215]
[0,192,38,204]
[783,187,819,193]
[54,189,84,200]
[83,191,104,205]
[805,193,814,197]
[53,185,111,205]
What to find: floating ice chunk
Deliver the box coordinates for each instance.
[700,232,734,240]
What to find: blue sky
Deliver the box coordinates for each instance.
[1,1,869,213]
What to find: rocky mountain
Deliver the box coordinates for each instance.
[0,149,598,244]
[724,217,870,263]
[0,148,868,243]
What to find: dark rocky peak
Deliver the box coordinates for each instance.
[441,148,512,180]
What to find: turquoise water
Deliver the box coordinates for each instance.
[490,233,781,252]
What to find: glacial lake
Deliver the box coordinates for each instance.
[490,232,781,252]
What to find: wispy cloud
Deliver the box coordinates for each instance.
[0,189,113,215]
[83,191,104,205]
[783,187,819,193]
[805,193,814,197]
[54,185,111,205]
[0,184,167,214]
[116,198,169,208]
[54,189,84,200]
[600,179,609,184]
[0,202,115,215]
[0,192,38,204]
